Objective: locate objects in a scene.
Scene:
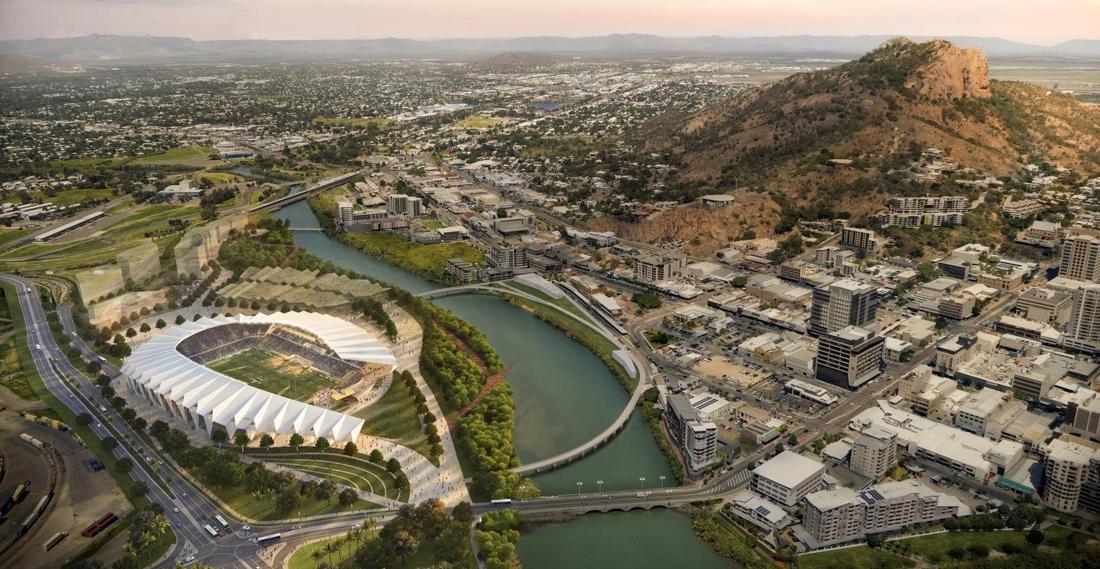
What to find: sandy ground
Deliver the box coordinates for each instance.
[0,410,131,568]
[692,356,771,388]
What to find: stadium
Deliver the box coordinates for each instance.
[121,312,398,444]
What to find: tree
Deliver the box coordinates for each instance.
[276,488,301,515]
[234,432,250,452]
[386,458,401,474]
[133,417,147,431]
[289,433,304,452]
[391,530,418,565]
[133,481,149,496]
[116,457,133,472]
[140,322,151,333]
[732,275,748,288]
[175,315,186,325]
[77,412,92,426]
[150,420,169,439]
[338,488,357,507]
[786,433,798,447]
[155,319,167,329]
[103,436,117,451]
[369,449,384,464]
[315,437,330,453]
[342,441,357,456]
[259,434,274,450]
[211,428,228,447]
[1027,528,1045,545]
[866,533,886,548]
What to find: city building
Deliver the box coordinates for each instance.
[751,451,826,507]
[784,379,839,406]
[850,427,899,479]
[666,394,719,474]
[728,489,791,532]
[954,389,1013,435]
[1060,233,1100,282]
[816,326,884,389]
[386,194,423,217]
[840,227,879,255]
[804,480,970,547]
[802,487,864,545]
[1066,284,1100,354]
[1042,435,1100,513]
[878,196,968,228]
[445,258,478,283]
[1016,287,1073,325]
[633,253,685,283]
[487,245,529,270]
[809,279,879,337]
[1066,390,1100,440]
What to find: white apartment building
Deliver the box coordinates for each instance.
[1060,233,1100,282]
[850,427,898,479]
[751,451,826,507]
[728,489,791,532]
[1066,284,1100,354]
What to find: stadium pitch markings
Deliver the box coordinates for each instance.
[208,347,334,402]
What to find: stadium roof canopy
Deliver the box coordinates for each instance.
[121,311,397,443]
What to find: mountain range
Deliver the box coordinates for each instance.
[0,34,1098,64]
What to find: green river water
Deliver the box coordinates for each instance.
[273,201,727,568]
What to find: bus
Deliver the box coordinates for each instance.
[43,532,67,551]
[203,524,219,538]
[214,514,229,529]
[256,533,282,547]
[489,499,512,507]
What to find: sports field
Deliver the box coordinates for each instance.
[208,347,333,402]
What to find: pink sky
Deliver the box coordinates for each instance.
[1,0,1097,44]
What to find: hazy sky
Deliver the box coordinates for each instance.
[1,0,1097,44]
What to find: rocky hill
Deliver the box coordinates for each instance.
[632,39,1100,252]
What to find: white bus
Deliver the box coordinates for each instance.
[256,533,282,546]
[203,524,218,538]
[214,514,229,529]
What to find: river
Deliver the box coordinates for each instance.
[273,200,724,567]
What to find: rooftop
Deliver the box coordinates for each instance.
[753,451,825,489]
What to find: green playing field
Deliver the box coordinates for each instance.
[208,347,334,402]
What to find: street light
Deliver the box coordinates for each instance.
[639,477,646,495]
[659,475,666,490]
[576,481,583,498]
[597,480,604,495]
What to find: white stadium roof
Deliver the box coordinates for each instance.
[121,312,397,443]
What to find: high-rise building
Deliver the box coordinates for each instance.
[386,194,423,217]
[850,428,898,480]
[809,279,879,336]
[487,245,529,270]
[336,199,354,227]
[1060,234,1100,282]
[1042,435,1100,514]
[804,480,970,546]
[633,253,684,283]
[666,394,718,473]
[1065,284,1100,354]
[1066,390,1100,439]
[816,326,884,389]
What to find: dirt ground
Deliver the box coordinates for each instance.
[0,410,131,568]
[692,357,771,388]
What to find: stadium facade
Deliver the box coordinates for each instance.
[121,312,397,444]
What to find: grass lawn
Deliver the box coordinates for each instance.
[252,453,406,501]
[0,335,37,400]
[421,218,445,230]
[202,479,377,521]
[0,229,28,246]
[133,526,176,569]
[27,187,116,206]
[453,115,502,129]
[311,116,392,129]
[798,546,914,569]
[644,329,673,349]
[355,380,433,462]
[289,534,364,569]
[208,347,335,402]
[105,204,200,238]
[193,172,243,186]
[341,231,483,283]
[899,528,1074,564]
[131,146,218,167]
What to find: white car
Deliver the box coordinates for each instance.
[173,507,179,513]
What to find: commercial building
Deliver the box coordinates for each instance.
[809,279,879,336]
[1042,435,1100,513]
[728,489,791,532]
[666,394,719,474]
[1066,390,1100,439]
[840,227,879,255]
[816,326,884,389]
[850,428,899,479]
[1016,287,1073,325]
[751,451,826,507]
[784,379,839,406]
[954,389,1013,435]
[386,194,423,217]
[1060,233,1100,282]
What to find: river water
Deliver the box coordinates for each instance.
[273,201,722,567]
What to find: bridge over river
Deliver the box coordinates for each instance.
[417,281,650,476]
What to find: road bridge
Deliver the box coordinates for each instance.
[250,170,363,212]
